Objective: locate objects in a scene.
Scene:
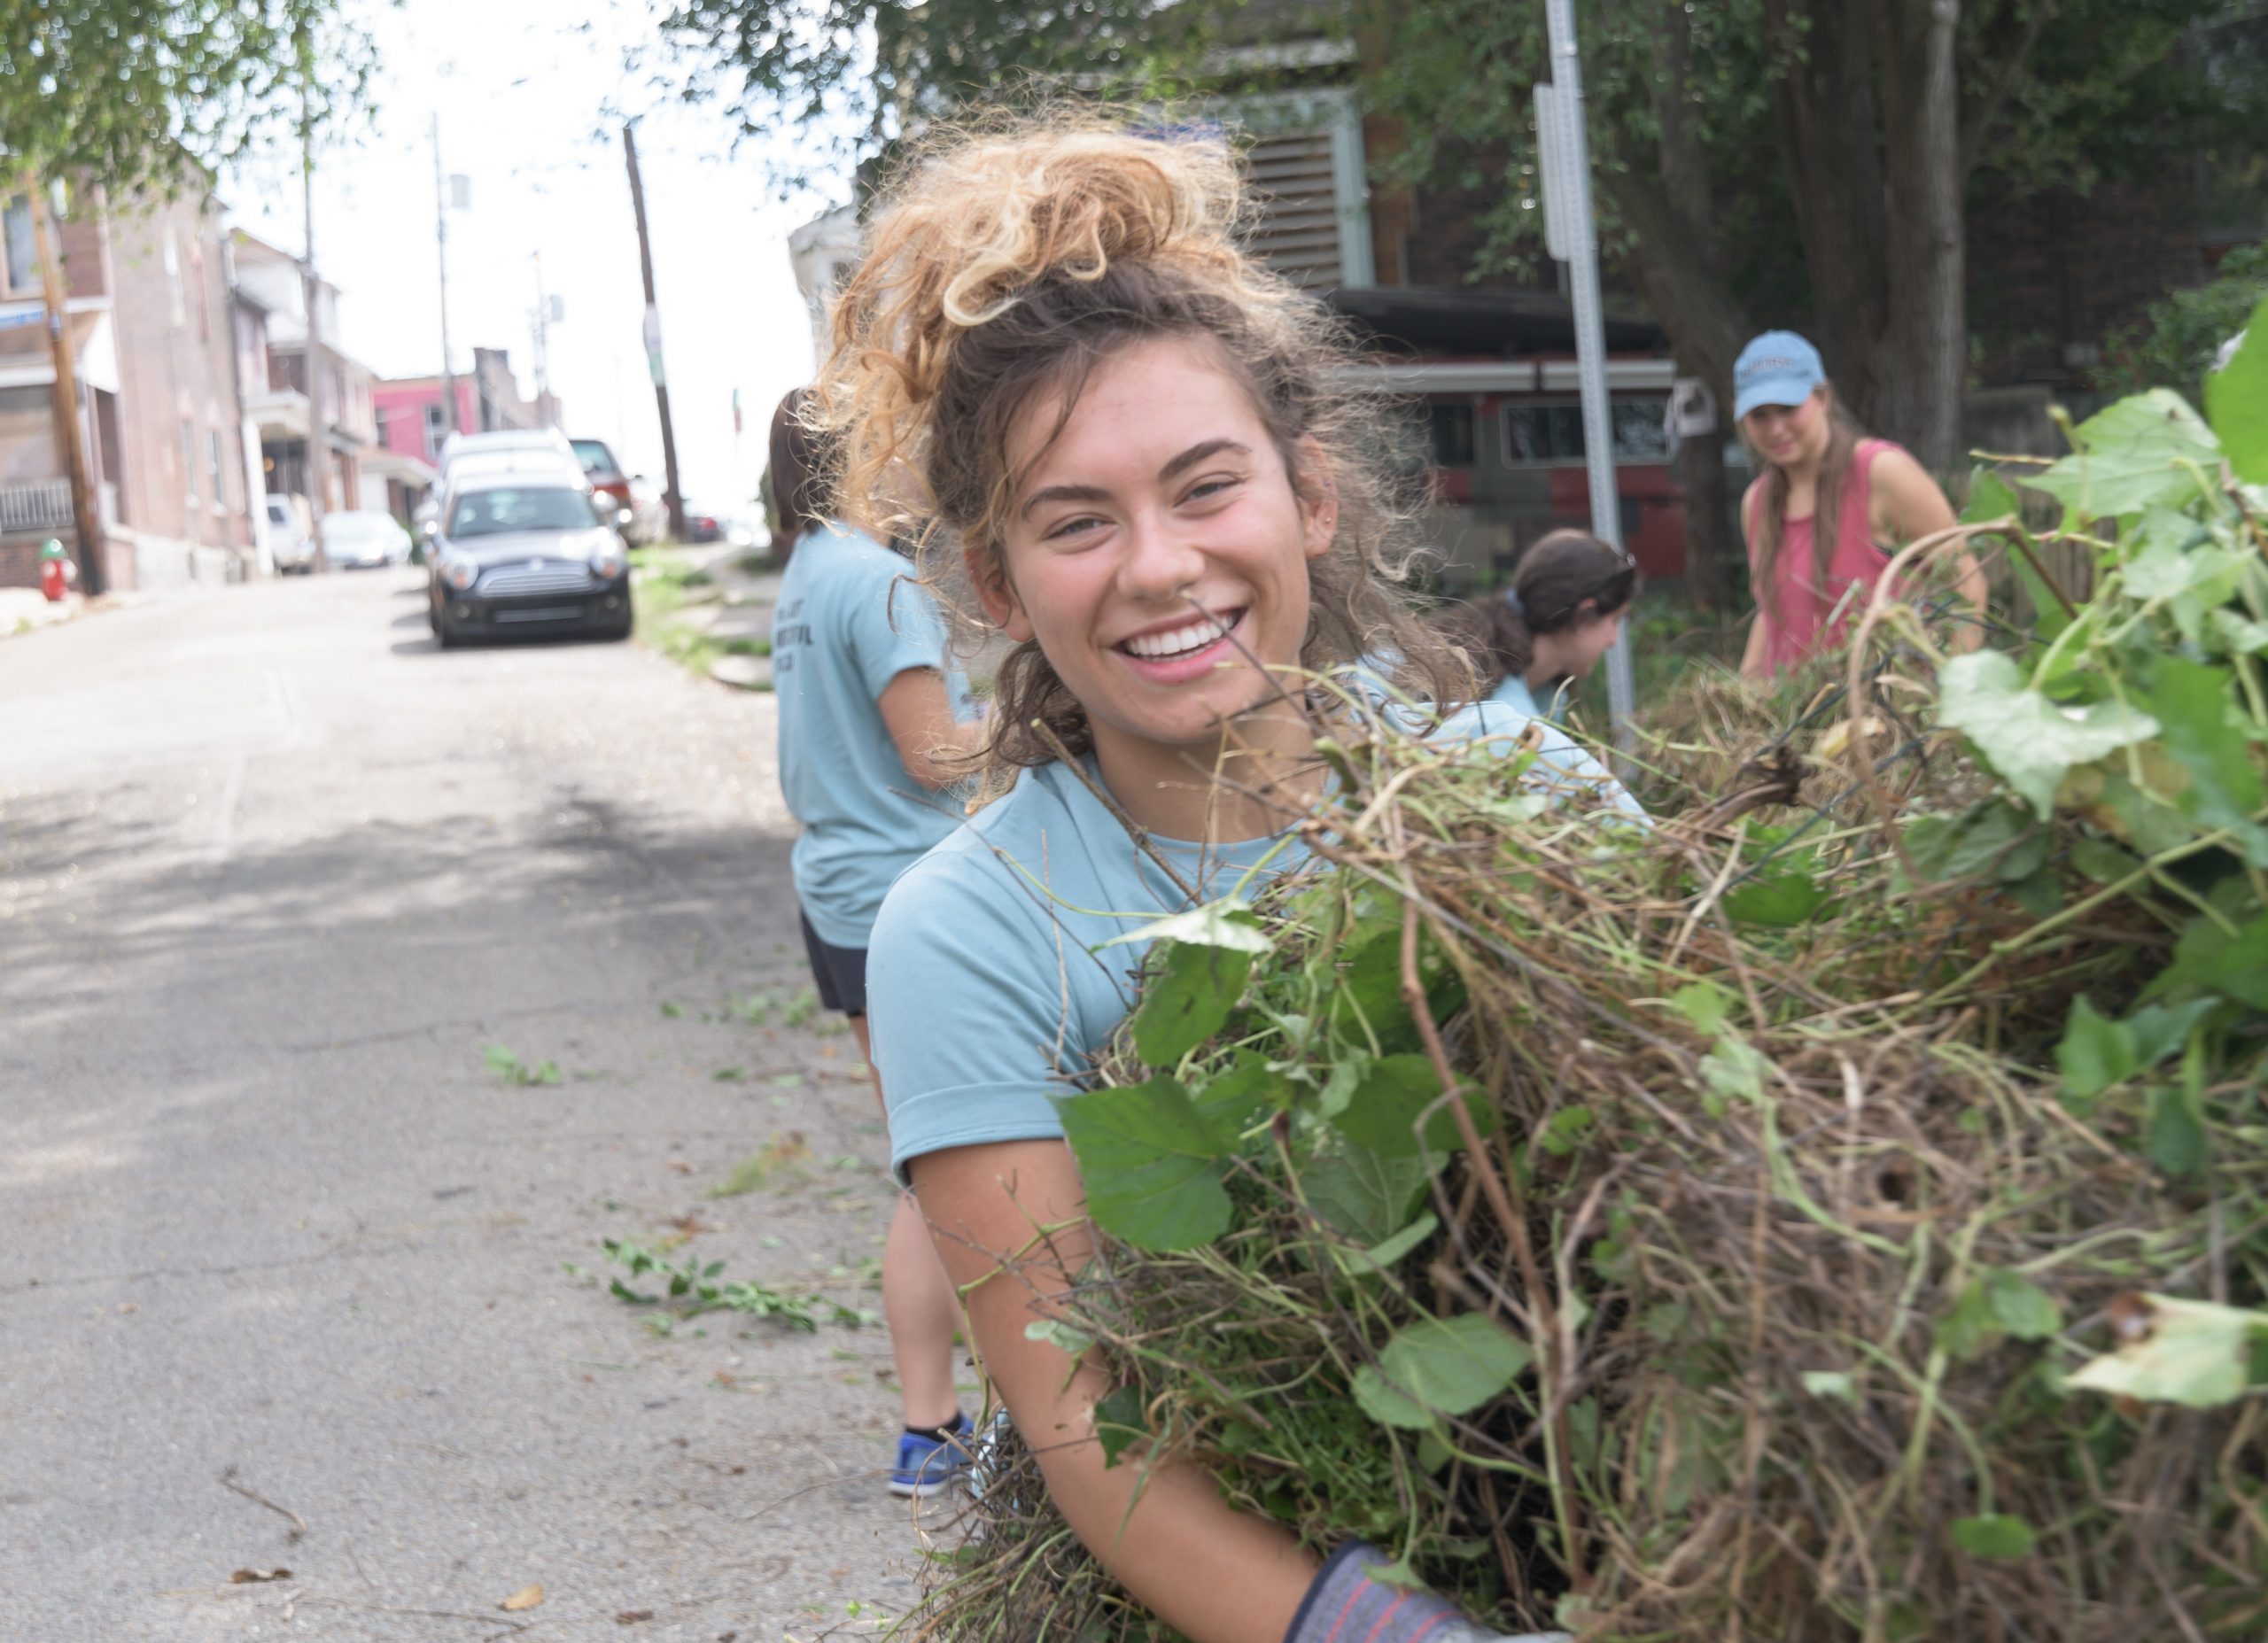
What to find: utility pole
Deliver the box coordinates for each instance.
[432,113,460,438]
[530,253,555,427]
[300,66,327,569]
[26,176,104,596]
[1535,0,1635,743]
[622,122,687,543]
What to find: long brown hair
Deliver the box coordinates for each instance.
[1743,395,1867,621]
[808,112,1467,777]
[767,387,830,551]
[1434,529,1634,692]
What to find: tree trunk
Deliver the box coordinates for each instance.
[1643,1,1744,612]
[1876,0,1966,473]
[1766,0,1893,430]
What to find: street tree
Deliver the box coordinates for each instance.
[1,0,373,201]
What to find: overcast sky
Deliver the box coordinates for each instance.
[227,0,856,508]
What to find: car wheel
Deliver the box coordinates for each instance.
[435,614,460,650]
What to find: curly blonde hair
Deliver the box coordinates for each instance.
[809,111,1468,771]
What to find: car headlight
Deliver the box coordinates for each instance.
[590,542,628,580]
[440,557,479,591]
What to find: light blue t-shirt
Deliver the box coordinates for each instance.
[1489,672,1573,722]
[869,701,1638,1179]
[773,523,969,949]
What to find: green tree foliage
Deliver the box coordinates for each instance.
[2096,244,2268,402]
[0,1,374,199]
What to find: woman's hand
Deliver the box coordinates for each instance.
[909,1138,1317,1643]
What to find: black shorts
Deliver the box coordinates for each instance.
[798,913,868,1017]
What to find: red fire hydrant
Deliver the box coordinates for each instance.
[38,538,75,603]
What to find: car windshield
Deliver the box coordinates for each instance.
[447,487,595,538]
[571,440,615,476]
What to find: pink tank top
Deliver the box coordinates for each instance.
[1747,438,1899,674]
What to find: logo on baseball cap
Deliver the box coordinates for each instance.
[1734,330,1826,421]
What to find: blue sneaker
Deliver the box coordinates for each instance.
[889,1413,974,1498]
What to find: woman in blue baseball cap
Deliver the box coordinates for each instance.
[1732,330,1984,678]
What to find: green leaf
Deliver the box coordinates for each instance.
[2205,296,2268,483]
[1960,467,2020,526]
[1099,899,1273,954]
[2066,1293,2268,1408]
[2157,912,2268,1011]
[1054,1077,1233,1252]
[1131,938,1255,1066]
[2122,999,2219,1068]
[1354,1314,1532,1430]
[1335,1211,1441,1278]
[1092,1385,1148,1467]
[2210,607,2268,656]
[2142,657,2268,858]
[1723,864,1834,926]
[1906,800,2037,883]
[2056,996,2138,1104]
[1984,1269,2062,1341]
[2031,390,2222,520]
[1536,1105,1596,1158]
[1190,1051,1290,1133]
[1800,1369,1857,1403]
[1666,980,1735,1036]
[2145,1035,2211,1177]
[1328,1053,1495,1158]
[1936,651,2160,817]
[1951,1515,2038,1560]
[1024,1318,1095,1355]
[1301,1145,1432,1244]
[1936,1279,2000,1360]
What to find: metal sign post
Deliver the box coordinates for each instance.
[1535,0,1636,743]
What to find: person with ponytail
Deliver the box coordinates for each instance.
[811,116,1612,1643]
[1734,330,1986,679]
[765,389,983,1498]
[1436,528,1635,721]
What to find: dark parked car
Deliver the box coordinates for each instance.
[425,476,633,647]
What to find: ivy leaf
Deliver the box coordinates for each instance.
[1354,1314,1531,1430]
[1936,651,2159,818]
[2142,656,2268,862]
[1666,981,1735,1036]
[1329,1053,1495,1159]
[1952,1515,2038,1560]
[1054,1077,1233,1252]
[1723,864,1835,926]
[1191,1051,1290,1133]
[1300,1145,1432,1244]
[1098,900,1273,954]
[2066,1293,2268,1408]
[2055,996,2138,1105]
[1092,1385,1148,1467]
[1984,1269,2062,1341]
[2155,912,2268,1011]
[1960,467,2020,527]
[2031,389,2222,520]
[2145,1036,2212,1178]
[1130,938,1255,1066]
[2205,296,2268,483]
[2122,999,2219,1068]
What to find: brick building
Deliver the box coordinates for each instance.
[230,229,380,545]
[0,174,259,590]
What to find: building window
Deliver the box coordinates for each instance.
[182,420,198,504]
[423,401,445,459]
[207,429,226,508]
[165,229,185,328]
[2,193,38,297]
[1429,403,1477,469]
[1502,398,1673,467]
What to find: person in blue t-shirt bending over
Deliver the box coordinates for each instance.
[811,120,1623,1643]
[766,391,983,1499]
[1433,528,1635,724]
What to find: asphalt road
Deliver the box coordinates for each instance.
[1,570,953,1641]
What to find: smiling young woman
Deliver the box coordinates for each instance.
[1734,329,1988,679]
[808,114,1612,1643]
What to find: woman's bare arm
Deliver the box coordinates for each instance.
[878,668,985,790]
[1872,449,1989,651]
[911,1139,1317,1643]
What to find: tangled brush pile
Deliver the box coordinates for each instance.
[913,378,2268,1642]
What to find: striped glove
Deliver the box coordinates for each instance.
[1285,1543,1572,1643]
